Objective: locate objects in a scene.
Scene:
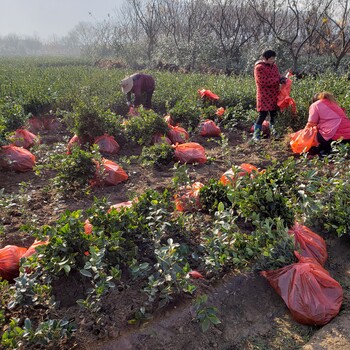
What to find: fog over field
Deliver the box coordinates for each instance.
[0,0,123,39]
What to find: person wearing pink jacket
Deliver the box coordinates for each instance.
[306,92,350,154]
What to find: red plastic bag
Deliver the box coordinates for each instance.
[42,115,60,131]
[198,89,220,100]
[261,252,343,326]
[175,182,204,212]
[215,107,225,117]
[290,126,319,154]
[164,114,176,126]
[108,201,134,213]
[127,106,139,117]
[94,134,120,154]
[220,163,258,185]
[277,78,296,114]
[199,120,221,137]
[22,239,49,258]
[99,159,128,186]
[152,133,172,145]
[250,120,270,135]
[67,134,82,154]
[0,245,28,281]
[0,145,36,172]
[167,125,189,144]
[288,222,328,266]
[26,117,43,132]
[174,142,207,164]
[9,129,40,149]
[84,219,93,235]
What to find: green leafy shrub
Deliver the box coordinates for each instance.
[48,145,101,194]
[0,97,29,146]
[140,143,174,168]
[63,95,123,142]
[168,99,201,130]
[125,107,169,145]
[199,179,231,213]
[227,164,296,227]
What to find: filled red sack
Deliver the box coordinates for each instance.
[0,245,28,281]
[174,142,207,164]
[9,129,40,149]
[26,117,43,132]
[290,126,319,154]
[261,252,343,326]
[250,120,270,135]
[98,159,128,186]
[288,222,328,266]
[94,134,120,154]
[199,120,221,137]
[108,201,134,213]
[152,133,172,145]
[22,239,49,258]
[198,89,220,100]
[42,115,61,131]
[277,78,296,114]
[175,182,204,212]
[220,163,258,185]
[167,125,189,144]
[0,145,36,172]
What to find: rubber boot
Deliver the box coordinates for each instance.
[251,123,262,142]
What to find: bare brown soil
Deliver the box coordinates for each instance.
[1,118,350,350]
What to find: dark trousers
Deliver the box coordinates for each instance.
[144,89,154,109]
[317,132,332,153]
[256,110,278,125]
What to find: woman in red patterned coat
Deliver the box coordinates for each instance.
[252,50,286,141]
[121,73,155,109]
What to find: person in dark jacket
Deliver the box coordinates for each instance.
[252,50,286,141]
[121,73,155,109]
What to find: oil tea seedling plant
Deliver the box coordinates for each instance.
[78,247,117,323]
[140,143,174,168]
[1,317,75,349]
[144,238,195,309]
[193,294,221,332]
[44,144,103,195]
[125,107,169,145]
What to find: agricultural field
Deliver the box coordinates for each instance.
[1,57,350,350]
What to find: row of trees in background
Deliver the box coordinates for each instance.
[2,0,350,74]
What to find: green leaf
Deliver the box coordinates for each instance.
[80,269,92,277]
[201,318,210,332]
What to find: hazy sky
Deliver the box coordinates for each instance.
[0,0,124,40]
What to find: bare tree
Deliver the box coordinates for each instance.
[208,0,258,73]
[156,0,211,69]
[315,0,350,71]
[127,0,163,62]
[248,0,333,72]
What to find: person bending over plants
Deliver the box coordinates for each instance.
[306,92,350,156]
[121,73,155,109]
